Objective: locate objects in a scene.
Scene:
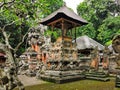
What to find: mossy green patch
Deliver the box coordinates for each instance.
[14,80,119,90]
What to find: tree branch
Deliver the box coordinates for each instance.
[0,27,2,31]
[0,0,15,8]
[2,30,13,49]
[8,33,11,39]
[14,29,30,53]
[0,43,5,50]
[0,19,21,50]
[2,19,20,32]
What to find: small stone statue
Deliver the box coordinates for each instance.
[116,53,120,68]
[40,63,47,74]
[90,46,99,71]
[102,46,110,70]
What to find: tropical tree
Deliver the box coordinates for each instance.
[98,16,120,45]
[0,0,63,65]
[77,0,120,45]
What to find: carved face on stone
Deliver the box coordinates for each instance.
[112,35,120,53]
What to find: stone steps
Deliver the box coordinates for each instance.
[86,72,106,75]
[116,78,120,81]
[86,76,110,82]
[86,73,108,78]
[116,82,120,84]
[116,79,120,86]
[40,74,85,83]
[85,72,109,81]
[115,84,120,87]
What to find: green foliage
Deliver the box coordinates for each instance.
[0,0,63,55]
[77,0,120,45]
[76,23,96,39]
[44,30,58,39]
[43,0,64,42]
[44,29,61,42]
[14,80,115,90]
[105,40,112,46]
[43,0,64,17]
[98,16,120,44]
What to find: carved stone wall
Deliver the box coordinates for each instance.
[44,36,79,71]
[48,37,78,61]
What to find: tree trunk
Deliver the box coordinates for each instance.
[0,43,15,65]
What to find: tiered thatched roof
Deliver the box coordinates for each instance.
[40,5,88,29]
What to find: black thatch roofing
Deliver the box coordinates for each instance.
[40,5,88,29]
[75,35,104,50]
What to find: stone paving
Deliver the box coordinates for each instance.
[18,75,46,86]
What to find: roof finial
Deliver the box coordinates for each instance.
[63,2,66,6]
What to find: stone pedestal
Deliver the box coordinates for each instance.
[115,67,120,87]
[40,70,85,83]
[40,59,86,83]
[115,54,120,87]
[40,37,85,83]
[85,71,109,81]
[86,64,109,82]
[85,47,110,82]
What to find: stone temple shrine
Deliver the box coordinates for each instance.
[39,4,88,83]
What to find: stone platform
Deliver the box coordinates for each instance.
[116,77,120,87]
[40,70,85,83]
[115,68,120,87]
[85,72,110,82]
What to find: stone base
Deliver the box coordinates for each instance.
[116,81,120,87]
[25,70,36,77]
[85,72,110,82]
[115,74,120,87]
[116,83,120,87]
[40,70,85,83]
